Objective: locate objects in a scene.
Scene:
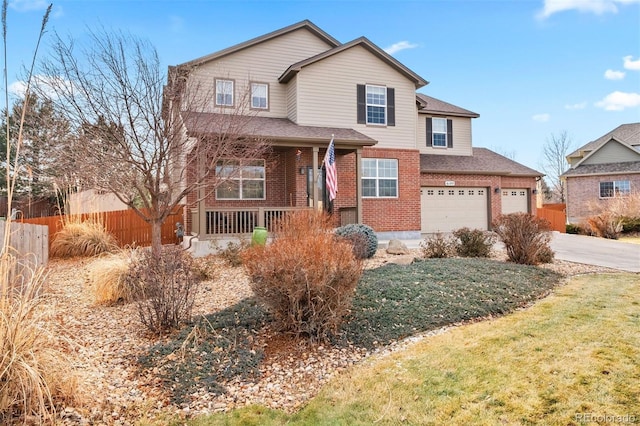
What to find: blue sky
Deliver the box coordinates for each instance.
[3,0,640,172]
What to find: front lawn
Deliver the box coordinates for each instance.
[189,272,640,425]
[140,258,562,409]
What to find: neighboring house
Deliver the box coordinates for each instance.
[67,189,128,214]
[170,20,542,244]
[562,123,640,224]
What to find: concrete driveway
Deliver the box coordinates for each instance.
[549,232,640,273]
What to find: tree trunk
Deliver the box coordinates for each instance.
[150,220,163,258]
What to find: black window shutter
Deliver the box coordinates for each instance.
[387,87,395,126]
[447,119,453,148]
[357,84,366,124]
[426,117,432,147]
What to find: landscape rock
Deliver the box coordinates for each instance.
[386,239,410,255]
[388,254,415,266]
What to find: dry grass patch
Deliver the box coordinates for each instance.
[51,220,119,258]
[87,251,137,305]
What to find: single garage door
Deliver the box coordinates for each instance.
[501,189,529,214]
[421,187,489,233]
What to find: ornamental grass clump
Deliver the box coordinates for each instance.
[492,213,554,265]
[242,210,362,341]
[87,250,141,305]
[51,218,119,258]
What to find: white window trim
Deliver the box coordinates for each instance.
[599,180,630,199]
[215,79,234,107]
[362,158,398,198]
[215,159,266,200]
[432,117,447,148]
[250,82,269,110]
[365,84,387,126]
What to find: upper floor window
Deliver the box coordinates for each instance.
[215,79,234,106]
[251,82,268,109]
[356,84,395,126]
[432,117,447,147]
[426,117,453,148]
[362,158,398,198]
[366,85,386,125]
[599,180,630,198]
[216,159,265,200]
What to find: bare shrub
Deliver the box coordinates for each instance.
[587,212,623,239]
[51,219,119,258]
[215,239,250,267]
[242,210,362,341]
[0,255,78,422]
[492,213,553,265]
[87,251,141,305]
[452,227,496,258]
[124,247,202,335]
[420,233,455,258]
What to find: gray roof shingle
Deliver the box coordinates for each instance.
[416,93,479,118]
[182,112,376,145]
[562,161,640,177]
[421,148,542,176]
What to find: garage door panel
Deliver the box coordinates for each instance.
[501,189,529,214]
[421,187,488,233]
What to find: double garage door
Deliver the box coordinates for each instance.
[421,187,528,233]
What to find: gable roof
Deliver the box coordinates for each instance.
[567,122,640,159]
[416,93,479,118]
[178,20,340,68]
[182,112,376,146]
[279,36,428,88]
[420,148,542,177]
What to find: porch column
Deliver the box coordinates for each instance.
[356,148,363,223]
[197,153,207,236]
[312,146,319,209]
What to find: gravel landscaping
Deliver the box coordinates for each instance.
[43,248,620,425]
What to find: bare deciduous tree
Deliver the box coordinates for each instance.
[541,130,574,203]
[36,29,269,256]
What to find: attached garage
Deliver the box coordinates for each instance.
[421,186,489,233]
[501,188,529,214]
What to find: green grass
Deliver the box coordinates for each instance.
[138,258,562,409]
[187,273,640,425]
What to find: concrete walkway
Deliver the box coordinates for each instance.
[379,232,640,273]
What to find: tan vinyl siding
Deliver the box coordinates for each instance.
[295,45,417,150]
[286,75,298,122]
[417,115,473,156]
[186,28,333,117]
[582,140,640,165]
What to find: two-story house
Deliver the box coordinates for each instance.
[170,20,541,250]
[562,123,640,224]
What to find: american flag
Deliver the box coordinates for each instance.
[324,137,337,202]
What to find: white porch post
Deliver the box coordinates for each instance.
[312,146,319,209]
[356,148,363,223]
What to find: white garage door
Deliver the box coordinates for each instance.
[501,189,529,214]
[421,187,489,233]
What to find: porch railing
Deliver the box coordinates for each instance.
[192,206,311,237]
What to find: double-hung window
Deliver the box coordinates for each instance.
[366,85,387,125]
[216,159,265,200]
[215,79,234,106]
[251,82,268,109]
[599,180,630,198]
[362,158,398,197]
[431,117,447,147]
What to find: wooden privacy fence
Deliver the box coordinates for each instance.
[536,204,566,233]
[0,221,49,267]
[22,208,184,251]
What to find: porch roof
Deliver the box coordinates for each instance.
[183,112,377,147]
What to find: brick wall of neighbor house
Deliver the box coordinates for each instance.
[420,173,538,223]
[566,174,640,223]
[360,148,421,232]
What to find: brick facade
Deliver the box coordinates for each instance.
[565,173,640,223]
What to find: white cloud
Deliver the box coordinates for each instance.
[604,69,625,80]
[384,41,418,55]
[623,55,640,71]
[595,91,640,110]
[565,101,587,110]
[532,113,551,122]
[537,0,640,19]
[8,80,27,97]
